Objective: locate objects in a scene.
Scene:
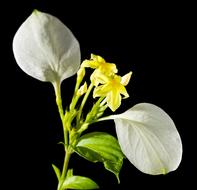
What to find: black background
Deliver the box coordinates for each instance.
[1,1,195,189]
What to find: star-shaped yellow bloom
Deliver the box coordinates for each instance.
[81,54,118,76]
[93,72,132,112]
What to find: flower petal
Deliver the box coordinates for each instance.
[91,54,106,63]
[93,84,110,98]
[13,10,80,83]
[98,63,118,75]
[107,90,121,112]
[119,85,129,98]
[81,60,99,69]
[90,70,109,86]
[113,103,182,175]
[121,71,132,86]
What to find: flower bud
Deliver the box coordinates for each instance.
[77,82,87,96]
[77,67,85,81]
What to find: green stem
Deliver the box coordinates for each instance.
[69,78,82,111]
[69,93,80,111]
[54,81,72,190]
[80,83,94,112]
[53,81,68,148]
[61,151,71,179]
[77,83,94,123]
[58,150,72,190]
[54,81,64,120]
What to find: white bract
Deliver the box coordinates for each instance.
[13,10,80,83]
[106,103,182,175]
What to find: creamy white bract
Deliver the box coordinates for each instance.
[13,10,80,83]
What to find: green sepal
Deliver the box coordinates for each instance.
[74,132,124,182]
[66,169,73,178]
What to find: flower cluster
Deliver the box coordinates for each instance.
[81,54,132,111]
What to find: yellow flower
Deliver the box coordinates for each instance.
[81,54,118,76]
[93,72,132,112]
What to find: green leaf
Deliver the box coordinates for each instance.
[74,132,124,182]
[52,164,61,181]
[104,159,123,183]
[62,175,99,189]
